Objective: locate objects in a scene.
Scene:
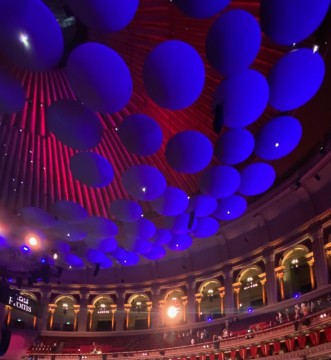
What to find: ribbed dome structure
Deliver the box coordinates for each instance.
[0,0,330,279]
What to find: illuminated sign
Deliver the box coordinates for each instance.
[0,285,42,318]
[8,294,32,313]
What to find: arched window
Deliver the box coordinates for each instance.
[52,295,77,331]
[127,293,150,330]
[281,245,311,299]
[198,279,221,321]
[91,295,114,331]
[163,288,185,326]
[237,266,264,311]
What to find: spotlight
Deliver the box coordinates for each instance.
[19,32,30,48]
[40,257,48,264]
[93,263,100,277]
[247,307,253,313]
[28,236,38,247]
[53,251,58,260]
[21,245,30,253]
[293,293,300,299]
[167,306,178,318]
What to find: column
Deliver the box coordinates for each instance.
[151,284,161,328]
[218,287,225,316]
[87,305,95,331]
[264,251,277,305]
[325,242,331,258]
[181,296,188,323]
[275,266,285,300]
[305,252,316,290]
[5,306,12,327]
[39,289,51,331]
[159,300,166,327]
[115,290,125,331]
[186,277,196,324]
[310,227,329,288]
[223,267,234,316]
[258,273,267,305]
[78,291,89,332]
[110,305,117,330]
[194,293,202,321]
[73,305,80,331]
[48,305,56,330]
[232,282,241,311]
[146,301,152,328]
[124,303,131,330]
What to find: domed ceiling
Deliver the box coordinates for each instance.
[0,0,330,283]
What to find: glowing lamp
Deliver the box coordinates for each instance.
[21,245,30,253]
[28,236,38,247]
[167,306,178,318]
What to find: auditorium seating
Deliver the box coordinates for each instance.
[26,300,331,358]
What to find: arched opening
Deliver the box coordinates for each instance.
[52,295,77,331]
[198,279,221,321]
[237,266,264,311]
[163,288,185,328]
[91,296,114,331]
[127,294,150,330]
[8,291,37,330]
[281,245,311,299]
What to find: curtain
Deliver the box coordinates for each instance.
[273,341,281,354]
[218,352,225,360]
[260,343,270,357]
[239,348,247,360]
[230,349,237,360]
[309,331,320,346]
[285,338,295,352]
[325,327,331,342]
[250,345,258,358]
[297,334,306,349]
[209,353,215,360]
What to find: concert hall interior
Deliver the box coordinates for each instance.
[0,0,331,359]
